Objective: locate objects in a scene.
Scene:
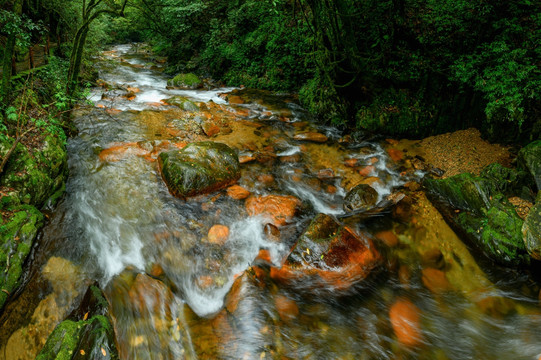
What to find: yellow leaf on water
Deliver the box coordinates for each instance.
[101,348,107,356]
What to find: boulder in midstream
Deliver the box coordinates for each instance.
[270,213,382,291]
[343,183,379,213]
[158,141,240,198]
[523,192,541,260]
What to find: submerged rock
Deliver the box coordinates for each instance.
[36,285,118,360]
[425,173,529,266]
[245,195,301,226]
[166,73,202,90]
[518,140,541,191]
[389,298,422,347]
[271,213,381,291]
[343,183,379,213]
[159,141,240,198]
[293,132,328,143]
[523,192,541,260]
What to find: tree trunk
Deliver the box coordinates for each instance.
[29,46,34,69]
[67,27,89,96]
[1,0,23,102]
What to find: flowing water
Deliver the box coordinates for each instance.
[2,44,541,360]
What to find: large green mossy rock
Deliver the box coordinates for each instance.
[165,96,199,112]
[158,141,240,198]
[36,285,119,360]
[523,192,541,260]
[480,163,534,198]
[0,133,67,208]
[425,172,529,266]
[166,73,202,90]
[0,205,44,311]
[518,140,541,192]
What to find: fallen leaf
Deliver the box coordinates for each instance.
[80,350,85,355]
[83,312,89,321]
[101,348,107,356]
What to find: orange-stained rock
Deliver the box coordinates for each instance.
[375,230,399,247]
[270,214,381,291]
[344,158,360,167]
[149,263,164,277]
[226,185,251,200]
[264,223,281,243]
[421,268,451,294]
[293,132,328,143]
[208,225,229,245]
[257,174,275,185]
[202,121,220,137]
[279,154,301,163]
[255,249,272,264]
[96,104,106,108]
[387,148,404,162]
[274,295,299,323]
[369,157,379,164]
[126,86,140,93]
[386,138,400,145]
[224,272,249,314]
[196,275,214,289]
[106,108,122,114]
[361,176,382,187]
[239,155,255,164]
[389,298,422,347]
[326,185,337,194]
[227,95,245,104]
[245,195,301,226]
[317,168,335,179]
[358,165,375,177]
[99,142,150,162]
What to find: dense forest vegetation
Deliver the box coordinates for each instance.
[1,0,540,142]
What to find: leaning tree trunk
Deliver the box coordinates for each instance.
[67,26,89,96]
[1,0,23,102]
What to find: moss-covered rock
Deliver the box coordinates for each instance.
[480,163,534,198]
[425,173,529,266]
[0,133,68,208]
[36,285,119,360]
[165,96,199,112]
[166,73,202,90]
[518,140,541,192]
[523,192,541,260]
[158,141,240,198]
[0,205,44,310]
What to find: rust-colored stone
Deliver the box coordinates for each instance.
[226,185,251,200]
[358,165,375,177]
[208,225,230,245]
[421,268,451,294]
[375,230,398,247]
[387,148,404,162]
[389,298,422,347]
[245,195,301,226]
[274,295,299,322]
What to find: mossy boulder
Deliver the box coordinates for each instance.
[158,141,240,198]
[0,205,44,311]
[518,140,541,192]
[0,133,68,208]
[523,192,541,260]
[425,173,529,266]
[167,73,202,90]
[480,163,534,198]
[36,285,119,360]
[165,96,199,112]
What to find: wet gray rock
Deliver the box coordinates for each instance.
[518,140,541,192]
[343,184,379,213]
[523,192,541,260]
[159,141,240,198]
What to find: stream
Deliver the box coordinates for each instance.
[2,44,541,360]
